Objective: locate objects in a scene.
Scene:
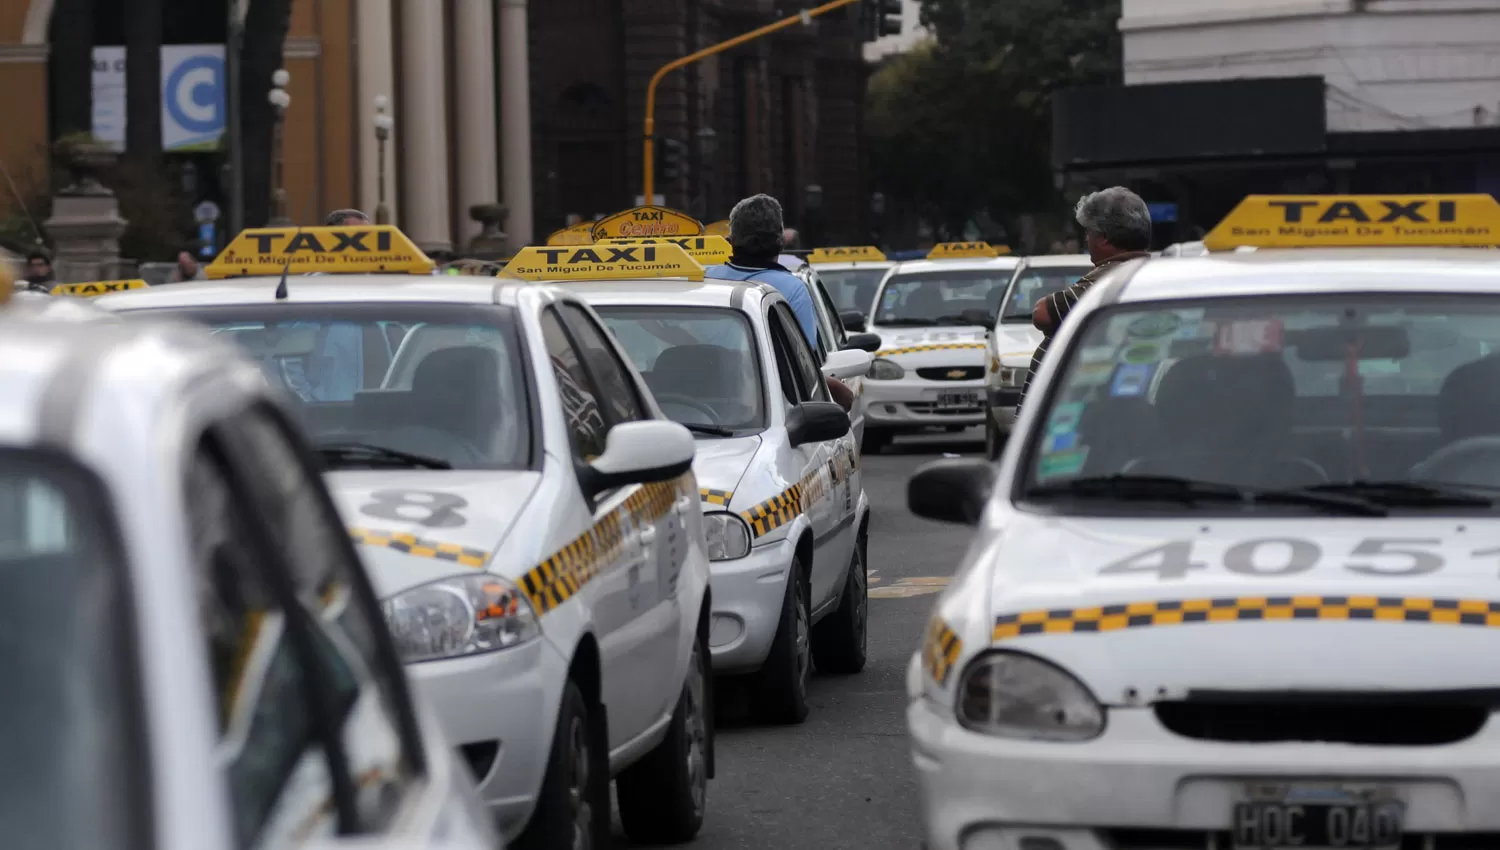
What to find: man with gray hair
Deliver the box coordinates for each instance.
[1019,186,1153,407]
[324,208,370,226]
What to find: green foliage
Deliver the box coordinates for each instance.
[866,0,1121,242]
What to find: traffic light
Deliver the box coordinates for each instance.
[873,0,902,37]
[659,138,687,183]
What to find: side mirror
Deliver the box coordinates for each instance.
[960,307,995,330]
[582,420,695,496]
[842,332,882,353]
[821,348,872,380]
[787,401,850,447]
[908,458,995,525]
[839,310,867,333]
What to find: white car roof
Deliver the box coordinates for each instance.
[1114,248,1500,303]
[889,257,1021,275]
[812,261,895,272]
[1017,254,1092,269]
[560,278,773,310]
[93,275,514,309]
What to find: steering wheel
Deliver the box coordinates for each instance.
[1411,436,1500,488]
[652,393,721,421]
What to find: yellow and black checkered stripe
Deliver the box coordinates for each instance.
[700,488,734,507]
[742,484,804,538]
[880,342,987,358]
[922,617,963,687]
[518,475,690,615]
[993,595,1500,642]
[348,527,489,568]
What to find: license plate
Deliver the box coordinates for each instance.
[936,391,979,408]
[1232,799,1403,849]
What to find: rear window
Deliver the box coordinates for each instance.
[0,451,149,850]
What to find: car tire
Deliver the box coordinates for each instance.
[515,679,609,850]
[753,557,811,725]
[812,539,867,674]
[617,630,711,844]
[862,429,892,455]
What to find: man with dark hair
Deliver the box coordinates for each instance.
[324,209,370,226]
[23,249,54,292]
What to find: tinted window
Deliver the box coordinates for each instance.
[559,303,647,425]
[598,306,767,431]
[0,454,150,850]
[876,269,1014,325]
[540,307,610,459]
[776,304,826,402]
[1001,266,1092,321]
[817,268,887,313]
[128,304,530,471]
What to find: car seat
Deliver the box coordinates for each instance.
[648,344,751,424]
[377,345,503,466]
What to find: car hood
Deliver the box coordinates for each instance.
[326,469,542,597]
[986,513,1500,700]
[690,435,761,508]
[871,327,988,364]
[988,323,1043,357]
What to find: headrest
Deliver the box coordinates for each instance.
[1154,354,1294,446]
[1439,354,1500,440]
[652,344,743,392]
[413,345,501,390]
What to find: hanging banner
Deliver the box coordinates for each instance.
[91,44,227,153]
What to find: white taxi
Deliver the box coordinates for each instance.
[864,242,1020,453]
[0,316,497,850]
[905,194,1500,850]
[981,253,1093,459]
[559,267,874,725]
[96,226,713,849]
[806,245,896,324]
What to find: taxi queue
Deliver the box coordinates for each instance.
[14,191,1500,850]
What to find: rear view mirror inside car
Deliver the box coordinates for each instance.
[225,325,321,359]
[1291,325,1410,361]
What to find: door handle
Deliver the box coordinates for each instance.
[639,527,658,546]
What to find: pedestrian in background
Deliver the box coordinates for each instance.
[173,250,205,282]
[22,249,54,292]
[1020,187,1153,409]
[325,209,370,226]
[783,227,800,250]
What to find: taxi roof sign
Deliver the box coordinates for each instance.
[590,206,704,240]
[206,225,433,279]
[808,246,887,264]
[52,279,148,297]
[926,241,1005,260]
[602,235,731,265]
[500,243,705,282]
[546,222,596,246]
[705,219,731,238]
[1203,194,1500,251]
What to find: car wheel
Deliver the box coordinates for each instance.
[753,557,811,724]
[617,630,711,843]
[862,429,892,455]
[515,679,608,850]
[812,541,867,674]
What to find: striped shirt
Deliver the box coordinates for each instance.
[1017,252,1151,407]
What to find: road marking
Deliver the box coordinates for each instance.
[870,576,950,599]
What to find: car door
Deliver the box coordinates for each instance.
[806,267,866,442]
[538,306,667,747]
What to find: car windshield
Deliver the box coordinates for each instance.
[817,268,887,314]
[595,306,766,434]
[1019,295,1500,511]
[1000,265,1091,322]
[874,269,1012,326]
[0,454,149,850]
[131,304,531,470]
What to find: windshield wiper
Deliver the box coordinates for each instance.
[1025,473,1388,517]
[1302,480,1495,508]
[317,441,452,470]
[875,318,936,326]
[679,423,735,437]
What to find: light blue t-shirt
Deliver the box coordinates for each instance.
[704,262,820,350]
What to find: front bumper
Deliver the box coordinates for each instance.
[407,637,569,841]
[706,532,796,674]
[864,378,985,428]
[908,665,1500,850]
[984,387,1020,433]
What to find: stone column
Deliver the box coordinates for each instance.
[453,0,499,246]
[499,0,534,250]
[399,0,452,252]
[356,0,398,223]
[44,146,129,283]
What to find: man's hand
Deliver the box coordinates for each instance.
[826,376,855,412]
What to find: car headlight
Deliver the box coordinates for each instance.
[869,358,905,380]
[957,651,1104,741]
[382,574,540,663]
[997,366,1025,388]
[704,512,751,561]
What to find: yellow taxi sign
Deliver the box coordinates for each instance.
[927,241,1003,259]
[500,243,705,282]
[51,279,148,297]
[1203,195,1500,251]
[601,235,731,265]
[808,246,887,264]
[546,222,596,246]
[705,219,731,237]
[206,225,434,278]
[590,206,704,240]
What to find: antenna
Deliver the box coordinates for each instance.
[274,220,307,301]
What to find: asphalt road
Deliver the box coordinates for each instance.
[615,426,984,849]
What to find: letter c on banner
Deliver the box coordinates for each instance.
[166,55,225,134]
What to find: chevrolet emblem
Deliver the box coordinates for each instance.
[946,369,966,379]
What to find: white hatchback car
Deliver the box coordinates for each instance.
[0,317,498,850]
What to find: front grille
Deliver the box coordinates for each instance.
[1105,829,1500,849]
[906,402,982,415]
[1155,696,1488,746]
[917,366,984,381]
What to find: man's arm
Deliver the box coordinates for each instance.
[787,284,822,351]
[1032,297,1054,332]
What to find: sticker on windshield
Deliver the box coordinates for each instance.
[1127,312,1182,340]
[1038,447,1089,479]
[1110,362,1155,397]
[1079,345,1116,364]
[1120,340,1168,365]
[1044,430,1079,453]
[1073,360,1115,386]
[1046,401,1085,435]
[1215,318,1284,355]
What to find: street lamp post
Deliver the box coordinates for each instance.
[267,68,292,226]
[373,95,394,225]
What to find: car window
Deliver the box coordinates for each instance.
[876,269,1014,326]
[805,269,846,352]
[227,407,421,831]
[765,305,808,406]
[0,453,150,850]
[817,268,887,314]
[774,303,826,402]
[1000,266,1091,322]
[540,307,610,459]
[1019,294,1500,500]
[186,440,336,849]
[559,303,647,425]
